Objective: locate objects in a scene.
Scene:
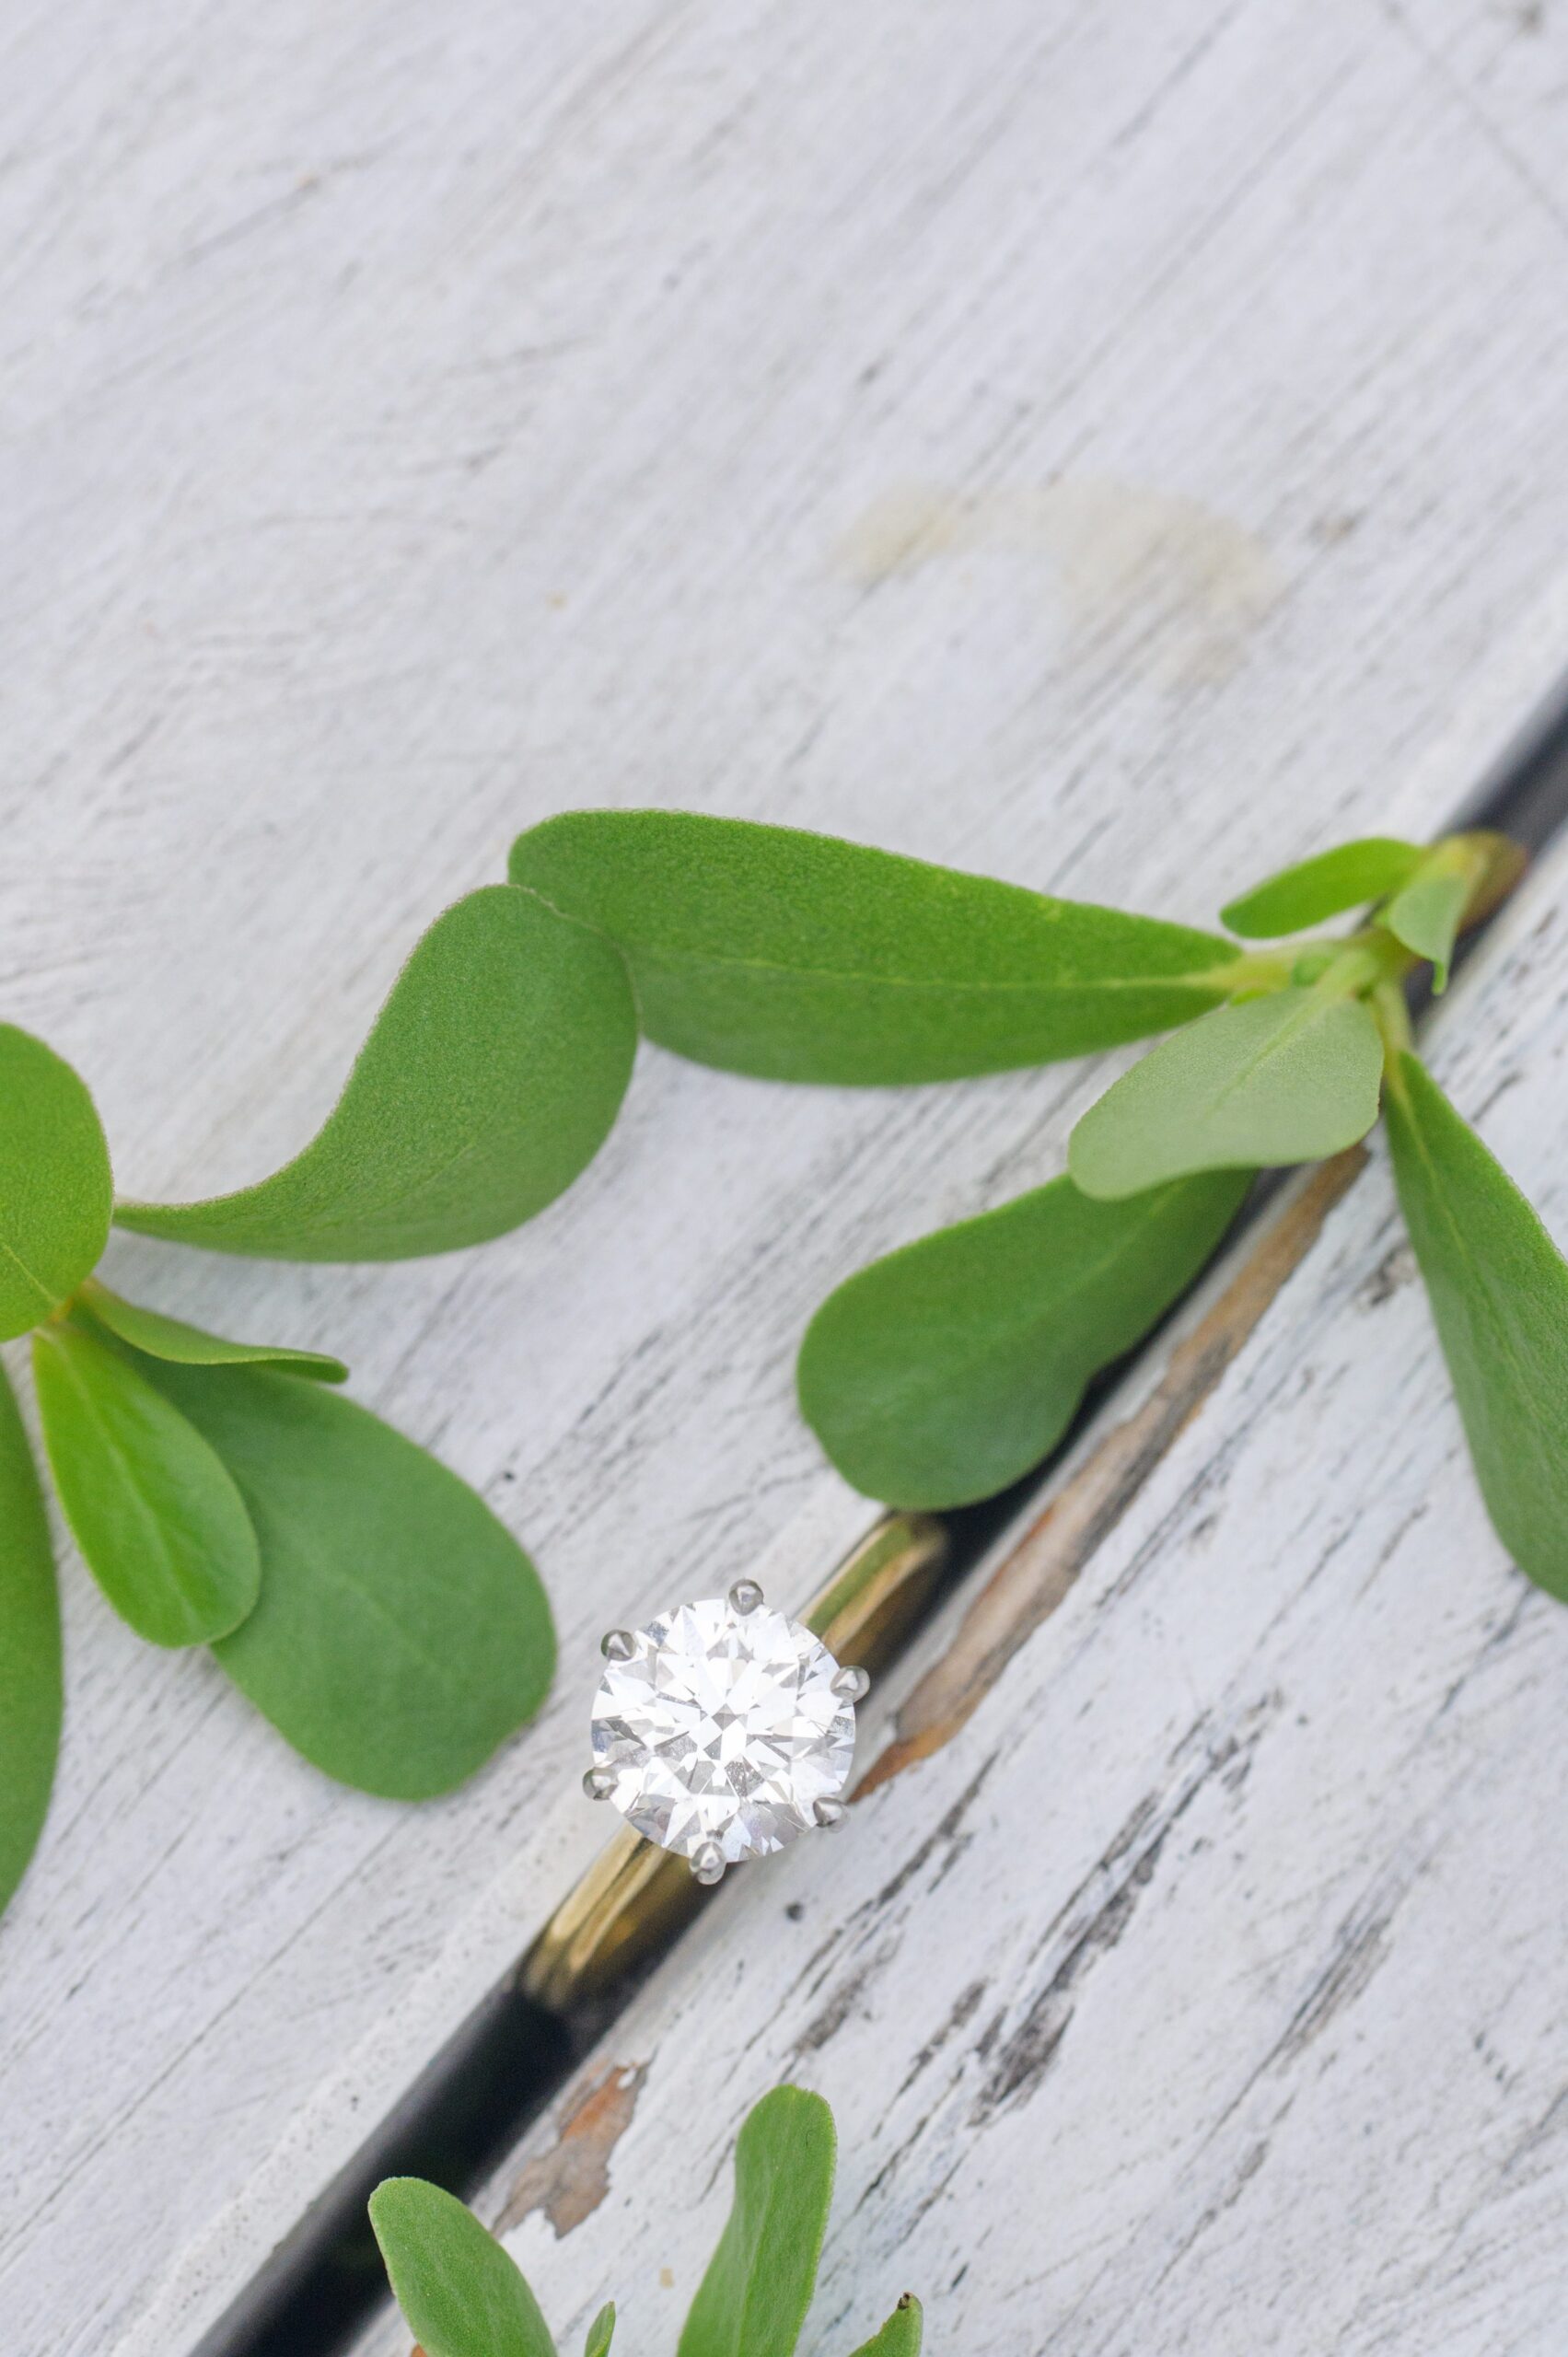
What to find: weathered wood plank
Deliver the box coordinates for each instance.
[5,0,1568,2350]
[370,817,1568,2357]
[1403,0,1568,205]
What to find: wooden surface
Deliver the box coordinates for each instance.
[5,1,1568,2351]
[353,818,1568,2357]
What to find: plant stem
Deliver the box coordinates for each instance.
[1372,978,1413,1074]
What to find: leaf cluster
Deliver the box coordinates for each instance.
[789,824,1568,1612]
[0,829,1261,1916]
[6,808,1563,1924]
[369,2085,921,2357]
[0,988,557,1917]
[512,812,1568,1613]
[507,813,1563,1617]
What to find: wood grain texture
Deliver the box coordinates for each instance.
[5,0,1568,2349]
[356,815,1568,2357]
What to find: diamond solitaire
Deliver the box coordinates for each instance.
[584,1580,869,1884]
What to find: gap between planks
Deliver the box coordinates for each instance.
[237,669,1568,2357]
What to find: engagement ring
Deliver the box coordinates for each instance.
[584,1580,870,1884]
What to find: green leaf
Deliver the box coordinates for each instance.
[1069,989,1384,1200]
[1381,868,1468,991]
[368,2177,556,2357]
[679,2086,836,2357]
[510,812,1237,1084]
[32,1324,261,1647]
[584,2304,615,2357]
[0,1025,112,1340]
[1220,837,1423,937]
[799,1168,1249,1507]
[848,2296,923,2357]
[76,1278,348,1382]
[1382,831,1528,993]
[1385,1051,1568,1599]
[0,1359,62,1916]
[116,887,636,1260]
[141,1362,554,1794]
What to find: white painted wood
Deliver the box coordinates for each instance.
[1402,0,1568,209]
[5,0,1568,2349]
[375,816,1568,2357]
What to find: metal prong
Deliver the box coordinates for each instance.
[582,1767,615,1801]
[831,1664,870,1701]
[691,1840,726,1887]
[727,1578,764,1616]
[600,1628,635,1662]
[814,1797,846,1829]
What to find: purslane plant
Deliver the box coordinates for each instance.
[6,812,1564,1922]
[791,823,1564,1553]
[505,811,1566,1598]
[369,2085,922,2357]
[0,970,561,1916]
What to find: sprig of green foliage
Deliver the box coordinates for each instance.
[368,2086,922,2357]
[0,912,563,1914]
[505,807,1564,1599]
[5,808,1562,1925]
[505,810,1565,1602]
[791,820,1566,1598]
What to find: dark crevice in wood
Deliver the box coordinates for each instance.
[196,679,1568,2357]
[858,1152,1363,1798]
